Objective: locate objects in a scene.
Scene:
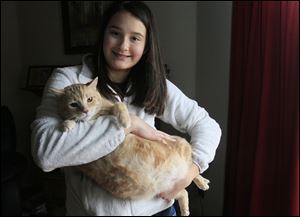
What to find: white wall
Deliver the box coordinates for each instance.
[2,1,82,152]
[17,1,82,71]
[146,1,197,98]
[196,1,232,216]
[1,1,33,156]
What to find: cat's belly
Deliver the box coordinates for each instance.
[90,134,193,199]
[98,157,190,200]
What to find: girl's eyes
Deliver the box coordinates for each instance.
[131,36,141,42]
[110,30,120,37]
[109,31,141,42]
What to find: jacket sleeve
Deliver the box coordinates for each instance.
[157,80,222,173]
[31,68,126,172]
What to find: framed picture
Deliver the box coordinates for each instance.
[61,1,111,54]
[26,66,54,88]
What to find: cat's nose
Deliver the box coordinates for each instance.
[83,108,89,114]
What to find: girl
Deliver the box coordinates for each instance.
[31,2,221,216]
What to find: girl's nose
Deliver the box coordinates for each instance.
[119,37,129,51]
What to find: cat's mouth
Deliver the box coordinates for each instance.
[78,113,90,121]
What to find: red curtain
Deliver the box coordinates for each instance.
[224,1,299,216]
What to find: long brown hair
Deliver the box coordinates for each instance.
[93,1,167,115]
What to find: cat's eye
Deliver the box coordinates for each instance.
[69,102,78,108]
[87,97,93,103]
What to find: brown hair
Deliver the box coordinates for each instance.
[93,1,167,115]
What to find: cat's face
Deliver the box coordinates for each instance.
[52,78,102,121]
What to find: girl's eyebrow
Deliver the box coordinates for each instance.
[108,25,145,38]
[107,25,120,30]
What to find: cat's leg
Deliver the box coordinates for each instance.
[97,103,130,128]
[175,189,190,216]
[113,102,131,128]
[61,120,76,131]
[193,174,210,191]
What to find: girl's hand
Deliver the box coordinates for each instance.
[124,114,176,143]
[158,163,200,202]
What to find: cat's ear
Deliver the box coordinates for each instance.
[48,88,64,96]
[87,77,98,89]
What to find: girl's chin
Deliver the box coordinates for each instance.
[110,64,132,72]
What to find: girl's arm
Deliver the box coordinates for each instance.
[157,80,222,174]
[157,80,221,201]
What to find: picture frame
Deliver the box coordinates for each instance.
[24,65,75,96]
[26,66,54,88]
[61,1,111,54]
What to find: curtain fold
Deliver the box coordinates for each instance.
[224,1,299,215]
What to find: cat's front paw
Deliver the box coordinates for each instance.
[119,113,131,128]
[61,120,76,131]
[114,103,131,128]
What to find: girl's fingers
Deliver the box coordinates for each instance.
[156,130,176,142]
[160,139,167,145]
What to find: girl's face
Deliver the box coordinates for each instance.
[103,11,146,82]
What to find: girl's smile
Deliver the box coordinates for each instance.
[112,50,132,60]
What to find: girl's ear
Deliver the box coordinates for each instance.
[48,88,64,96]
[87,77,98,89]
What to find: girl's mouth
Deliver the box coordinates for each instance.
[112,51,131,59]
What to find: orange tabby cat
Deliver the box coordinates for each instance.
[50,78,210,216]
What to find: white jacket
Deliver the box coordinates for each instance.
[31,55,221,216]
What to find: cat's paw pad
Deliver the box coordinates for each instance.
[61,120,76,131]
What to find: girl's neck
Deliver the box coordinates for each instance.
[107,68,130,83]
